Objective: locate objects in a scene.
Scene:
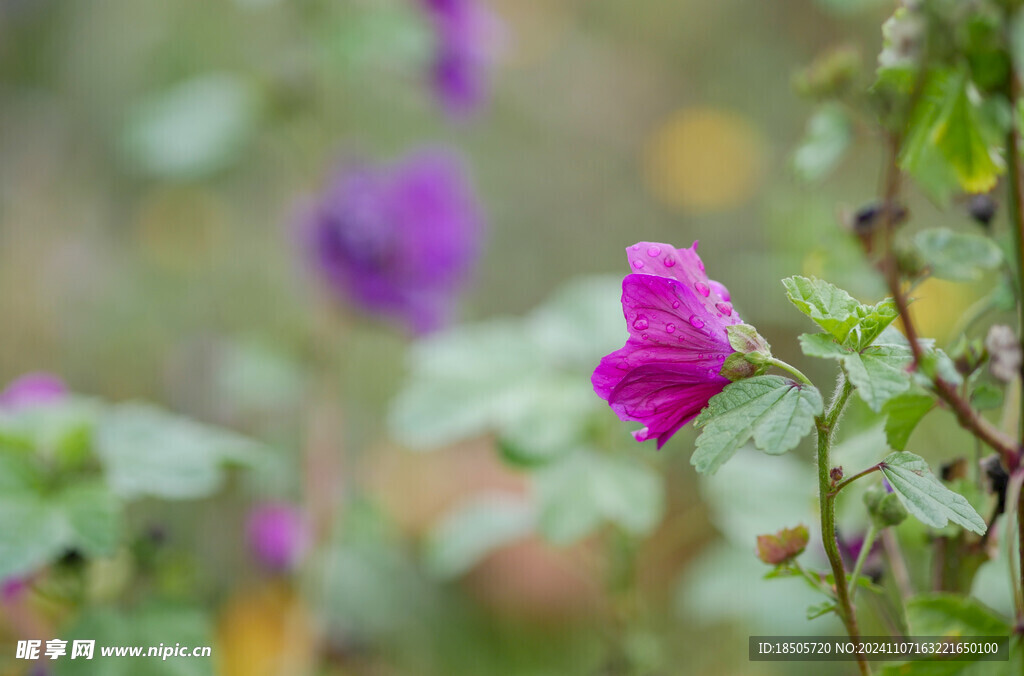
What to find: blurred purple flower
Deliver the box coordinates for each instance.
[301,149,484,334]
[592,241,742,448]
[420,0,501,117]
[0,373,67,410]
[246,503,310,571]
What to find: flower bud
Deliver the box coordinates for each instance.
[720,325,772,381]
[756,525,809,565]
[864,485,908,528]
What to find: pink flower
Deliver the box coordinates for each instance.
[0,373,67,410]
[245,503,310,571]
[592,241,742,448]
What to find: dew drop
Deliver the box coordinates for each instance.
[666,323,676,334]
[707,368,717,377]
[642,333,649,340]
[664,257,676,268]
[716,301,733,316]
[647,245,662,257]
[671,300,681,309]
[689,315,705,329]
[632,259,645,269]
[633,317,649,331]
[695,282,710,297]
[632,244,641,251]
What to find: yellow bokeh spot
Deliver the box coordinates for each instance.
[644,107,766,211]
[217,583,315,676]
[903,278,977,344]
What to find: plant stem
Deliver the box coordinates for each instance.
[1004,31,1024,620]
[829,463,883,498]
[767,358,813,386]
[849,523,879,602]
[815,376,869,676]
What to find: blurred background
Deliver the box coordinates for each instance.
[0,1,1013,675]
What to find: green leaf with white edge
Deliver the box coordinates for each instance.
[883,392,935,451]
[536,450,663,545]
[931,71,1003,194]
[792,103,852,183]
[880,452,986,534]
[915,228,1003,282]
[782,276,861,343]
[692,376,823,475]
[424,493,534,579]
[95,404,261,500]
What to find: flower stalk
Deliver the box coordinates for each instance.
[814,376,869,675]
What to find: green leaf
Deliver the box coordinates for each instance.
[536,451,664,544]
[56,605,213,676]
[95,404,261,500]
[883,392,935,450]
[915,228,1003,282]
[389,276,623,462]
[806,600,837,620]
[782,276,861,343]
[931,73,1003,193]
[906,593,1011,636]
[879,452,987,534]
[971,383,1004,411]
[784,277,898,349]
[692,376,823,475]
[0,455,122,580]
[792,103,852,182]
[0,397,100,464]
[424,494,534,579]
[122,73,259,179]
[800,331,913,411]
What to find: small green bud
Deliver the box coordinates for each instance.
[721,325,773,381]
[864,486,907,528]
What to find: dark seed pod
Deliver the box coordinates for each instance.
[967,193,997,227]
[981,454,1009,514]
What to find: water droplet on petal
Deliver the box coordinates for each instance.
[716,301,733,316]
[695,282,710,297]
[689,315,705,329]
[671,300,680,309]
[633,317,649,331]
[666,323,676,334]
[707,368,716,377]
[632,259,645,269]
[717,354,726,362]
[632,244,641,251]
[642,333,649,340]
[647,245,662,257]
[664,257,676,267]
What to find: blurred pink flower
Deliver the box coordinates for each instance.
[0,373,67,410]
[592,242,742,448]
[246,503,310,571]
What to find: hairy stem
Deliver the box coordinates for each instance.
[815,376,869,675]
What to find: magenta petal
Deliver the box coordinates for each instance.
[609,363,729,449]
[593,241,747,448]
